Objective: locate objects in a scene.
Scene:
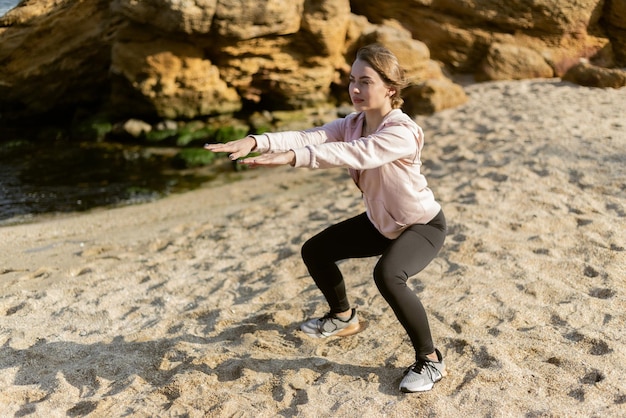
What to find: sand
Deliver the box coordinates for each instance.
[1,79,625,417]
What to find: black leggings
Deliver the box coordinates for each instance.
[301,210,446,359]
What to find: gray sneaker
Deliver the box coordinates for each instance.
[300,308,362,338]
[399,349,446,393]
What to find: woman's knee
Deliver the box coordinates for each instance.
[301,234,326,264]
[373,262,406,293]
[301,238,314,263]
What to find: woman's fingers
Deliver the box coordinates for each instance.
[240,151,294,167]
[204,137,256,161]
[204,143,235,152]
[204,143,245,160]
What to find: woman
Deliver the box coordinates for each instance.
[205,44,447,393]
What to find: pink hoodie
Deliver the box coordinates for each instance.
[251,109,441,239]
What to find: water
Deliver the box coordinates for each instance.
[0,139,216,226]
[0,0,19,16]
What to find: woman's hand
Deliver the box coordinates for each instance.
[204,136,256,161]
[240,151,296,167]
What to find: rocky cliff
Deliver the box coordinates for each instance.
[352,0,625,79]
[0,0,623,124]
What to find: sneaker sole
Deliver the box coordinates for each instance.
[400,368,447,393]
[400,383,434,393]
[301,320,368,338]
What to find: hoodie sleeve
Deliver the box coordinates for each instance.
[294,119,423,170]
[250,117,348,154]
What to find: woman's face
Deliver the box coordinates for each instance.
[349,59,393,113]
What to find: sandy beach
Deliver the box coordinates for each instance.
[1,78,625,417]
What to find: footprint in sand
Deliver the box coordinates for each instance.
[588,287,616,299]
[563,330,613,356]
[5,301,27,316]
[583,265,601,278]
[18,266,55,281]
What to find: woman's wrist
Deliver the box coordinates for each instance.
[246,135,258,151]
[288,150,296,167]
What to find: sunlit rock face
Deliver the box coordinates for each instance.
[0,0,621,122]
[351,0,621,77]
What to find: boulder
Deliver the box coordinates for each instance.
[403,79,468,115]
[562,61,626,88]
[477,42,554,81]
[121,118,152,138]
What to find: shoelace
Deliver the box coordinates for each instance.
[405,359,438,378]
[317,312,349,333]
[319,312,336,321]
[319,312,351,323]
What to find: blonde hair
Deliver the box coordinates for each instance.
[356,44,406,109]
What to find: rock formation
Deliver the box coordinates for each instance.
[0,0,119,120]
[605,0,626,65]
[0,0,623,125]
[563,59,626,88]
[350,0,623,77]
